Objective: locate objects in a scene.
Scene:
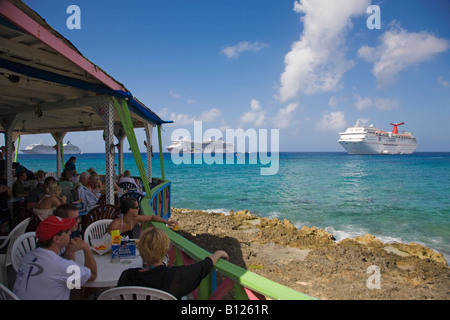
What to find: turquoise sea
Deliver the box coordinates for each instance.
[16,152,450,263]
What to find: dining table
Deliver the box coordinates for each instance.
[75,248,143,288]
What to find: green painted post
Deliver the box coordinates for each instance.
[113,98,151,196]
[14,135,20,162]
[234,284,250,300]
[198,272,213,300]
[157,125,165,180]
[174,247,183,266]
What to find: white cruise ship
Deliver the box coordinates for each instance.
[21,141,82,154]
[166,137,235,153]
[339,120,417,155]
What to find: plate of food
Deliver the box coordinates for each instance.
[90,233,112,255]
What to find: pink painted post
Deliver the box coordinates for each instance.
[244,287,266,300]
[180,249,196,266]
[179,249,198,299]
[167,244,176,267]
[208,278,235,300]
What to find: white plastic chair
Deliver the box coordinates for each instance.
[45,172,59,180]
[0,282,19,300]
[0,218,30,285]
[83,219,112,247]
[97,286,177,300]
[11,232,38,273]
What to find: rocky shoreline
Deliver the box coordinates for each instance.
[170,208,449,300]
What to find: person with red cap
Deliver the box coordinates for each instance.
[13,216,97,300]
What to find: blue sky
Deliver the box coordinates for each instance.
[20,0,450,152]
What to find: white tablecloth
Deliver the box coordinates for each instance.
[75,250,142,288]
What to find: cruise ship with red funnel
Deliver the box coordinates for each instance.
[339,120,417,155]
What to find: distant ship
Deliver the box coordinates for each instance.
[166,137,235,153]
[21,141,82,154]
[339,120,417,155]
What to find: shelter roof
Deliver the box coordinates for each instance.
[0,0,170,135]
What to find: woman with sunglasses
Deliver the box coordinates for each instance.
[107,197,177,238]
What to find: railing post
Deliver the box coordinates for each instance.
[198,271,213,300]
[144,122,154,185]
[157,125,165,180]
[234,284,250,300]
[208,278,235,300]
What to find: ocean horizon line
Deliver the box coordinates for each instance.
[18,151,450,155]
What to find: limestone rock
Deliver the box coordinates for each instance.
[390,242,447,265]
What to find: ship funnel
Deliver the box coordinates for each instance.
[390,122,405,134]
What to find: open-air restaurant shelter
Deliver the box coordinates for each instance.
[0,0,314,301]
[0,0,171,211]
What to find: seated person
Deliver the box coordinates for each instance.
[32,170,45,189]
[69,171,79,185]
[59,171,76,203]
[0,177,11,235]
[33,183,67,221]
[118,170,139,188]
[13,215,97,300]
[107,198,177,238]
[12,170,28,198]
[87,172,103,196]
[0,177,11,210]
[53,204,82,254]
[59,171,74,189]
[77,172,99,208]
[13,162,35,180]
[118,227,229,299]
[26,176,56,208]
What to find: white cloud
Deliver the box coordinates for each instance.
[375,98,400,111]
[278,0,370,102]
[169,90,197,105]
[160,107,221,126]
[354,95,373,111]
[353,95,399,111]
[221,41,269,59]
[315,111,347,132]
[200,108,221,121]
[328,95,350,108]
[273,103,299,128]
[169,90,181,99]
[167,112,196,126]
[358,25,449,87]
[156,107,170,119]
[240,99,266,127]
[438,76,449,88]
